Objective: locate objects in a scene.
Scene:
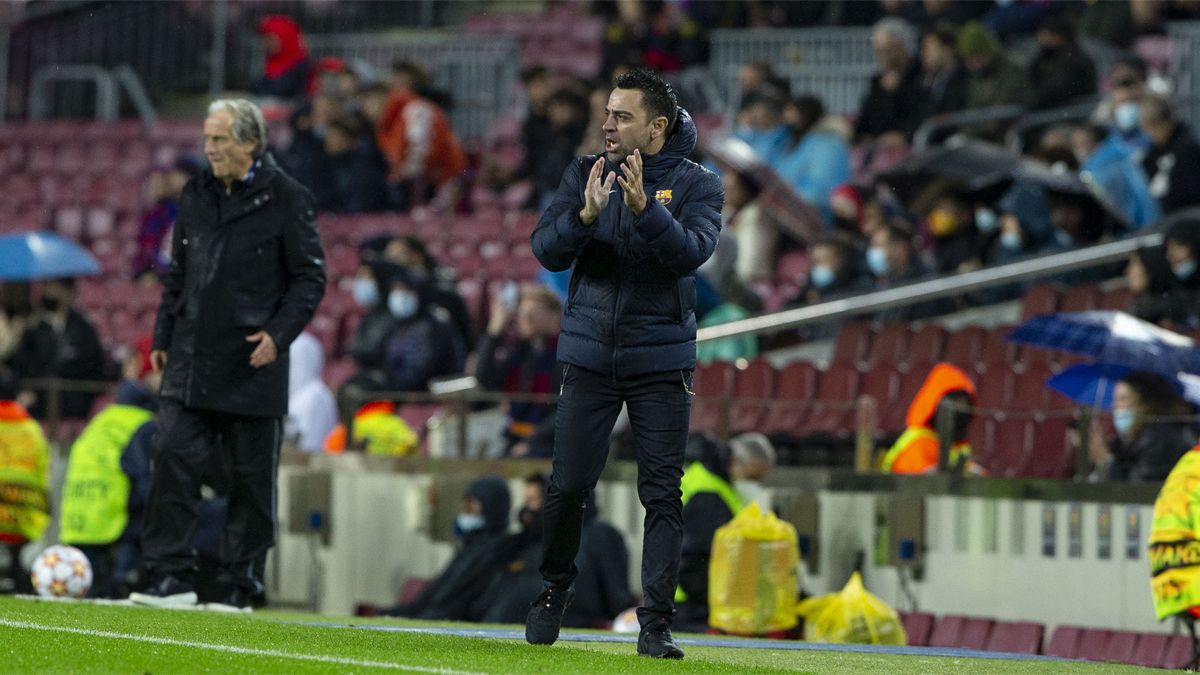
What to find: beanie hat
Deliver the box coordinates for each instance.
[958,21,1000,59]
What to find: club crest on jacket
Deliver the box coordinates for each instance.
[655,189,672,205]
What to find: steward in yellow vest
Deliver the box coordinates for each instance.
[323,400,418,456]
[881,363,984,475]
[676,435,743,630]
[1149,445,1200,623]
[0,398,50,545]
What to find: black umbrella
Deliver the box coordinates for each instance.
[1013,159,1132,237]
[878,139,1022,206]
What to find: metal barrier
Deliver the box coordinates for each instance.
[28,64,157,129]
[912,104,1027,152]
[708,27,874,117]
[291,33,521,143]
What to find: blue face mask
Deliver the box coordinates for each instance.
[388,290,418,319]
[1000,231,1023,252]
[867,246,890,277]
[454,512,485,538]
[1113,408,1136,436]
[352,277,378,308]
[1054,229,1075,248]
[1114,102,1141,133]
[810,264,835,289]
[975,208,999,233]
[1173,259,1197,280]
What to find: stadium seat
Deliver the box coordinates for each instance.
[900,611,935,647]
[973,367,1013,412]
[1045,625,1083,658]
[858,365,899,436]
[727,360,776,435]
[1132,633,1170,668]
[880,360,931,436]
[830,321,872,367]
[1101,631,1140,665]
[761,361,819,437]
[906,325,946,370]
[1008,364,1055,414]
[981,418,1033,478]
[959,617,995,650]
[1059,284,1100,313]
[942,326,986,372]
[1099,285,1133,312]
[689,362,735,436]
[977,326,1022,373]
[1021,417,1073,479]
[1164,634,1195,670]
[1020,282,1062,321]
[1075,628,1114,661]
[927,615,967,648]
[863,323,909,371]
[985,621,1044,655]
[799,363,860,439]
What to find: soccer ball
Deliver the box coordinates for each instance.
[31,545,92,599]
[612,607,640,633]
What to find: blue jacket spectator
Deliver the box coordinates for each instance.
[1075,125,1161,230]
[734,90,791,166]
[776,95,851,225]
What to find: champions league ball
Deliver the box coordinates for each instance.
[31,545,92,599]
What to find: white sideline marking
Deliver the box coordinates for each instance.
[0,618,485,674]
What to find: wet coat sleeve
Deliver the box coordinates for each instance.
[530,158,595,272]
[264,187,327,350]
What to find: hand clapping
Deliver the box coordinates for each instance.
[579,157,615,225]
[617,149,647,215]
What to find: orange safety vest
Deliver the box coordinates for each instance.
[882,363,981,475]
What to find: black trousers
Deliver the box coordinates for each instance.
[540,363,692,627]
[142,398,280,594]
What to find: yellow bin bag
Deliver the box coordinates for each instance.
[708,502,799,634]
[796,571,907,645]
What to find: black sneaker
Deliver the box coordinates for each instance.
[204,586,252,613]
[129,574,198,609]
[637,619,685,659]
[525,583,575,645]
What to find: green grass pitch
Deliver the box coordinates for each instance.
[0,596,1170,673]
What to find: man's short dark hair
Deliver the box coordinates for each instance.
[613,67,678,132]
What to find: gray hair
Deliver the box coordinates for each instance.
[208,98,268,158]
[729,432,776,469]
[873,17,918,58]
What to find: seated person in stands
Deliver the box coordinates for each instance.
[776,94,852,225]
[254,15,311,101]
[914,183,981,275]
[882,363,982,475]
[1165,218,1200,296]
[388,476,515,621]
[676,433,776,632]
[384,235,473,348]
[474,284,561,458]
[855,18,924,146]
[0,373,49,594]
[734,89,791,166]
[1140,94,1200,215]
[868,224,953,323]
[785,235,868,341]
[722,167,777,285]
[476,474,547,623]
[379,266,465,394]
[344,260,400,393]
[1071,124,1160,230]
[1086,371,1196,483]
[322,116,388,214]
[1125,246,1188,329]
[8,277,109,418]
[133,157,198,284]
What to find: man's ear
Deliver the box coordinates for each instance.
[650,115,669,140]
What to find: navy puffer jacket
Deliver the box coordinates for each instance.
[531,109,723,378]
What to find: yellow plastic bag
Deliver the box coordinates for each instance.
[708,502,799,634]
[796,571,907,645]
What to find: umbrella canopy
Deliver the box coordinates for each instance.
[878,139,1022,206]
[0,231,100,281]
[1008,310,1200,376]
[1048,362,1200,410]
[1012,159,1131,236]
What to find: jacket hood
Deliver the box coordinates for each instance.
[116,379,159,412]
[633,106,697,186]
[465,475,512,535]
[906,362,976,428]
[258,15,308,80]
[289,332,324,397]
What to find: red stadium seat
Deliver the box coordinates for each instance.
[761,361,819,437]
[1075,628,1113,661]
[1132,633,1170,668]
[1099,285,1133,312]
[1059,284,1100,313]
[858,365,899,436]
[799,364,860,439]
[882,361,934,436]
[689,362,735,436]
[1045,625,1083,659]
[906,325,947,370]
[1008,364,1055,414]
[863,323,909,371]
[982,418,1033,478]
[830,321,872,367]
[1020,282,1062,321]
[1101,631,1140,665]
[1021,417,1073,479]
[977,326,1022,373]
[927,615,967,648]
[985,621,1044,655]
[727,360,776,435]
[959,617,995,650]
[899,612,935,647]
[1165,634,1195,670]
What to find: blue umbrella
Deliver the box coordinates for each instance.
[1046,363,1132,409]
[1007,310,1200,376]
[0,231,100,281]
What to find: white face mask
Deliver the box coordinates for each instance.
[352,277,378,308]
[1114,101,1141,133]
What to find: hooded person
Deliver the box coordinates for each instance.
[285,331,337,454]
[254,15,311,101]
[882,363,982,475]
[379,263,465,393]
[390,476,516,621]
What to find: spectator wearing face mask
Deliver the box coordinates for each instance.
[380,265,465,394]
[867,224,952,323]
[1140,95,1200,215]
[345,260,400,389]
[384,235,473,348]
[785,235,869,340]
[388,476,516,621]
[1124,247,1182,328]
[476,474,549,623]
[1094,55,1154,158]
[1072,124,1160,230]
[1086,372,1196,483]
[915,184,981,274]
[735,89,791,165]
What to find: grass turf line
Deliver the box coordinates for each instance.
[0,597,1167,674]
